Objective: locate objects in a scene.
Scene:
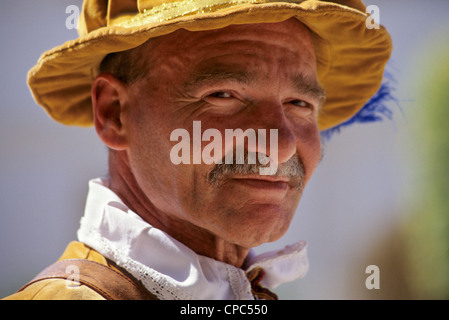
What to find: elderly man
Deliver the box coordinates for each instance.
[4,0,391,300]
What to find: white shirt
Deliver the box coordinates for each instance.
[77,178,309,300]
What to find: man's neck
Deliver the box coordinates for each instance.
[107,151,250,268]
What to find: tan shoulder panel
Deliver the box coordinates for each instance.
[3,278,105,300]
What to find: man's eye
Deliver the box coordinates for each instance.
[208,91,232,99]
[290,99,311,108]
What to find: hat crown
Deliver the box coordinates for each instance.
[78,0,366,36]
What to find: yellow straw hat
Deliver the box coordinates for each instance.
[27,0,392,131]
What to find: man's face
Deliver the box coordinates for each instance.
[123,19,323,249]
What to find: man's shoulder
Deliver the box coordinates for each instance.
[58,241,111,264]
[2,241,155,300]
[3,278,105,300]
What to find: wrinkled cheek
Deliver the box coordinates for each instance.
[311,130,323,167]
[297,124,322,185]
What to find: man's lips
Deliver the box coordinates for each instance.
[231,175,290,190]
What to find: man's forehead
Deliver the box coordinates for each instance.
[146,18,313,53]
[133,17,318,96]
[184,62,320,90]
[139,19,316,80]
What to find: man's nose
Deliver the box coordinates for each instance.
[246,100,297,165]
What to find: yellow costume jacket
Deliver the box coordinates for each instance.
[3,241,156,300]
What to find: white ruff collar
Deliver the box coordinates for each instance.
[77,178,309,300]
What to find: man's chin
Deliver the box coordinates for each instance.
[215,203,295,246]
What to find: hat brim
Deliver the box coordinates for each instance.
[27,1,392,130]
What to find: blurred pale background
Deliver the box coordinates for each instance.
[1,0,448,299]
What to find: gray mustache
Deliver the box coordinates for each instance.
[208,152,305,190]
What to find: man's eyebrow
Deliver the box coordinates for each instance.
[182,69,256,92]
[182,69,326,108]
[291,73,327,108]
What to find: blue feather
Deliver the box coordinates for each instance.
[320,75,399,141]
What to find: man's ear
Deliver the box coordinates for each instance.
[92,73,129,150]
